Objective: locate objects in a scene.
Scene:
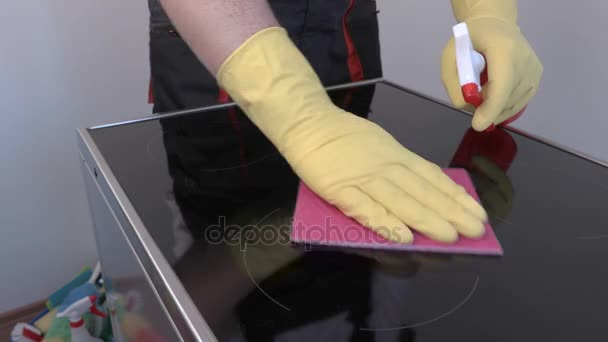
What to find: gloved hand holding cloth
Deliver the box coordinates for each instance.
[158,0,493,244]
[217,27,488,244]
[441,0,543,131]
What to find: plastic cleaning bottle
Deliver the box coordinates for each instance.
[453,22,527,130]
[453,22,486,108]
[10,322,43,342]
[56,295,106,342]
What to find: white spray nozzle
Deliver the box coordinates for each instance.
[453,22,485,91]
[57,295,103,323]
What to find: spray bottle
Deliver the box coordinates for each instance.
[453,22,526,131]
[453,22,486,108]
[56,295,106,342]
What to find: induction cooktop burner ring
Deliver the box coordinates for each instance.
[197,153,278,172]
[359,275,480,332]
[577,234,608,240]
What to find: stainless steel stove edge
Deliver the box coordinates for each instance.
[77,128,218,342]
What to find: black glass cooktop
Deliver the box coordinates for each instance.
[89,81,608,341]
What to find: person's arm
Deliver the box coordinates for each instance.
[158,0,278,74]
[156,0,489,244]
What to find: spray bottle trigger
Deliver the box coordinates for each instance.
[88,295,106,318]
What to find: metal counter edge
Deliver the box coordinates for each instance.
[88,78,608,169]
[77,128,218,342]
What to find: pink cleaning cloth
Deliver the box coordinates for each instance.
[291,168,503,256]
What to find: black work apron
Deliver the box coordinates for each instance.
[147,0,382,113]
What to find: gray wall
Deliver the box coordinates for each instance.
[0,1,152,311]
[378,0,607,163]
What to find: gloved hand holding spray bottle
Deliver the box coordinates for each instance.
[442,0,543,132]
[452,22,526,131]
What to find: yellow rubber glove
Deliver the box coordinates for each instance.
[218,27,488,243]
[441,0,543,131]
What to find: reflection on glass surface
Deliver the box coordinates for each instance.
[82,160,180,342]
[89,82,608,342]
[449,127,518,225]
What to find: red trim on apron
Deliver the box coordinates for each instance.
[342,0,365,82]
[218,89,248,177]
[148,79,154,104]
[341,0,364,108]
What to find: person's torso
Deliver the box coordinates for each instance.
[148,0,377,32]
